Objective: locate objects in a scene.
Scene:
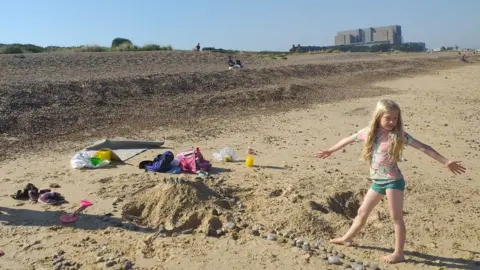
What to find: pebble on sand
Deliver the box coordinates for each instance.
[328,256,341,265]
[225,222,236,229]
[350,263,367,270]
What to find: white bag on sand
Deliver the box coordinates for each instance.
[213,147,238,162]
[70,151,110,169]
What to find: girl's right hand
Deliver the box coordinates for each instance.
[316,150,332,159]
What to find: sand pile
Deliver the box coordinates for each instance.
[122,180,238,233]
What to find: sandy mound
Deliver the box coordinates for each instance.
[122,180,238,233]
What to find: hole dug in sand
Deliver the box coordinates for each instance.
[326,190,366,219]
[309,188,367,219]
[122,181,237,235]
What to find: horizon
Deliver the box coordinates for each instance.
[1,0,479,51]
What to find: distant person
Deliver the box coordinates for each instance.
[317,99,466,264]
[196,43,201,51]
[228,56,242,69]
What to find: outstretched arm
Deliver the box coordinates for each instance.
[408,138,466,174]
[317,136,355,159]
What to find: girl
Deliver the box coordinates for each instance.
[316,99,466,264]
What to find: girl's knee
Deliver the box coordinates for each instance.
[357,207,370,220]
[390,213,404,223]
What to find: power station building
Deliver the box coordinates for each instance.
[335,25,402,46]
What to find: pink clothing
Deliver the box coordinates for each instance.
[352,127,413,181]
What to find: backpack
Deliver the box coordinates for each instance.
[179,147,211,174]
[140,151,174,173]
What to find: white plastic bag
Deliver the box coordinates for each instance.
[70,151,110,169]
[212,147,238,162]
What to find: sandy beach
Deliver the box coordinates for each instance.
[0,52,479,270]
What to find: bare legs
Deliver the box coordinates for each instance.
[381,189,406,263]
[330,188,406,264]
[329,189,383,245]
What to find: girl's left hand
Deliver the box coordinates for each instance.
[444,161,466,175]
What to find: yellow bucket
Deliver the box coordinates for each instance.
[94,148,112,161]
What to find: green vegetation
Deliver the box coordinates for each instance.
[111,37,133,48]
[0,38,173,54]
[201,47,241,54]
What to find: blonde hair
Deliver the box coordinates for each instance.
[361,99,406,163]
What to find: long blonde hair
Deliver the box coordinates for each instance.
[361,99,406,163]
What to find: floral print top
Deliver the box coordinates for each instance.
[352,127,413,181]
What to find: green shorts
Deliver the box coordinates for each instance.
[371,178,405,195]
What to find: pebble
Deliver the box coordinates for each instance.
[351,263,366,270]
[105,260,116,267]
[123,260,133,269]
[267,234,276,241]
[312,241,319,249]
[295,239,304,246]
[319,253,328,260]
[226,222,236,229]
[158,225,166,234]
[328,256,341,265]
[302,244,310,251]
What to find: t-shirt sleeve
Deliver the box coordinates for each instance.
[404,131,414,145]
[351,127,369,142]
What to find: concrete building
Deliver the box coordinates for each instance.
[335,25,402,45]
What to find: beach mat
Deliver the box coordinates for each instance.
[84,138,164,161]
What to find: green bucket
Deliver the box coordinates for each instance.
[90,157,102,166]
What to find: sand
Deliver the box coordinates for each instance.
[0,53,479,270]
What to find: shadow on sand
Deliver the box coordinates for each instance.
[0,207,154,233]
[356,245,479,270]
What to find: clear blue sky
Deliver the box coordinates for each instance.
[1,0,478,51]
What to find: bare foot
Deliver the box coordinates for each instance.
[329,237,353,246]
[381,252,405,264]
